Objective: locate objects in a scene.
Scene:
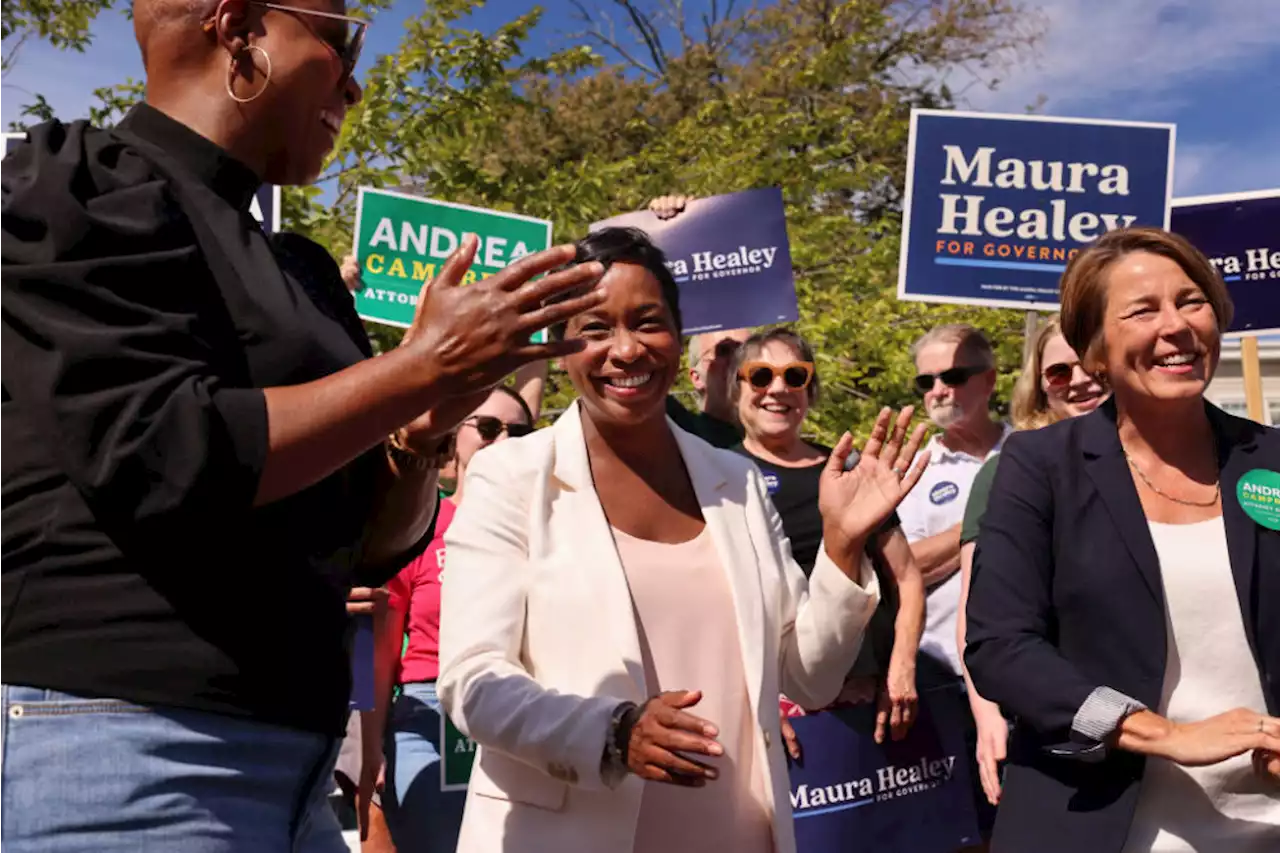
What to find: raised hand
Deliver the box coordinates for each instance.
[626,690,724,786]
[398,236,605,438]
[340,254,363,293]
[647,194,696,220]
[819,407,930,565]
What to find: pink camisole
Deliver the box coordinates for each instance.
[612,525,774,853]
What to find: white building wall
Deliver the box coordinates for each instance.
[1204,335,1280,426]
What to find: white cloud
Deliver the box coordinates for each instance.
[1174,141,1280,197]
[1172,142,1222,194]
[962,0,1280,115]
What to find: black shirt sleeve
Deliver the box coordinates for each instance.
[1,121,268,546]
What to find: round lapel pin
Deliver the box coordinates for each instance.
[1237,469,1280,531]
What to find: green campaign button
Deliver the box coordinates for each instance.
[1237,469,1280,531]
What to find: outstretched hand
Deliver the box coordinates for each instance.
[397,236,605,439]
[819,407,929,568]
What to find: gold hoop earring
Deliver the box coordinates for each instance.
[226,45,272,104]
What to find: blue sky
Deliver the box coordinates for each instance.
[2,0,1278,198]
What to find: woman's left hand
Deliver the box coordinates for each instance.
[819,406,929,563]
[1253,748,1280,786]
[877,659,918,743]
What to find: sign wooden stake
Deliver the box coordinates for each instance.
[1022,310,1041,365]
[1240,335,1265,423]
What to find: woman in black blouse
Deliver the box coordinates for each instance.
[730,327,925,746]
[0,2,603,851]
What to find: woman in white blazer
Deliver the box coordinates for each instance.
[438,227,929,853]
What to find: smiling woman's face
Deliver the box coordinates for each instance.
[238,0,364,184]
[736,339,811,444]
[1039,332,1107,421]
[561,262,682,429]
[1099,250,1220,409]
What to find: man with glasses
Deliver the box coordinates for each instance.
[896,323,1010,848]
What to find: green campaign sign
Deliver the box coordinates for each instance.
[352,187,553,329]
[1237,468,1280,531]
[440,713,478,792]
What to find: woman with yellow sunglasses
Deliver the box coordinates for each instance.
[730,327,926,750]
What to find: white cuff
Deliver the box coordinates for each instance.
[1071,686,1147,743]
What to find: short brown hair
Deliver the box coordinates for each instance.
[731,326,821,405]
[1058,227,1233,374]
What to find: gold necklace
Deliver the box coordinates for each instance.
[1123,450,1220,508]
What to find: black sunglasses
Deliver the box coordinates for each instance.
[913,365,986,394]
[250,2,367,84]
[1042,361,1077,388]
[465,416,534,442]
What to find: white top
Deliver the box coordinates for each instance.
[1122,517,1280,853]
[897,424,1011,674]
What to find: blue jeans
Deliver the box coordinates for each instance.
[384,681,466,853]
[0,685,346,853]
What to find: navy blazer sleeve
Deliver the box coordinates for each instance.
[964,430,1101,735]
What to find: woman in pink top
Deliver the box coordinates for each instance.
[377,386,535,853]
[438,227,932,853]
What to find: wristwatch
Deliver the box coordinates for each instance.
[387,429,453,473]
[603,700,640,780]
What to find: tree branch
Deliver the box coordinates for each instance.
[613,0,669,77]
[568,0,660,78]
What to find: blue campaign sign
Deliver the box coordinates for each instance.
[899,110,1175,310]
[593,186,799,334]
[252,184,282,234]
[1171,190,1280,336]
[788,685,980,853]
[349,614,375,711]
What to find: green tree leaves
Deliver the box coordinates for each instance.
[8,0,1044,439]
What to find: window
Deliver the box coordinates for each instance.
[1217,400,1249,417]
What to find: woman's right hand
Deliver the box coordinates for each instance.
[1142,708,1280,767]
[402,236,605,417]
[627,690,724,786]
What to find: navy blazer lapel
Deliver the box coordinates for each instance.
[1210,404,1261,661]
[1080,402,1163,604]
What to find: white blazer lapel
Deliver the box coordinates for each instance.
[670,424,767,717]
[550,403,648,702]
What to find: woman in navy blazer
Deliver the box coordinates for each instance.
[966,227,1280,853]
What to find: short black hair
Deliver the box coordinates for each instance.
[549,226,682,340]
